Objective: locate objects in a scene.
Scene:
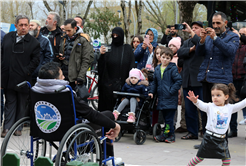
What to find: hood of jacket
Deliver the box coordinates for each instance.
[125,78,149,86]
[75,26,83,35]
[32,78,69,93]
[111,27,124,47]
[145,28,158,44]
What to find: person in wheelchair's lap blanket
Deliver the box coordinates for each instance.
[113,68,149,123]
[32,62,120,143]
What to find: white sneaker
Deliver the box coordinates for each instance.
[239,119,246,125]
[106,157,123,166]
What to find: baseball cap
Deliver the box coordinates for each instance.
[191,21,203,28]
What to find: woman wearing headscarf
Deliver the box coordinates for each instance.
[134,28,158,70]
[98,27,135,112]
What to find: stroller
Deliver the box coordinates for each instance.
[112,91,155,145]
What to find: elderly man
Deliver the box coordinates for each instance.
[1,15,40,137]
[161,25,184,46]
[194,11,239,149]
[177,21,204,140]
[40,12,63,56]
[29,20,53,85]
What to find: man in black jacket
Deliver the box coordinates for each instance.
[177,21,204,141]
[1,15,40,137]
[161,25,184,46]
[40,12,63,57]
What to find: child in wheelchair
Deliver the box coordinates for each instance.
[113,68,149,123]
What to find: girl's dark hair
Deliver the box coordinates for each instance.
[211,83,239,104]
[152,46,165,68]
[130,35,144,48]
[141,68,148,80]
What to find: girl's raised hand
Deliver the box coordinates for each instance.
[186,90,199,103]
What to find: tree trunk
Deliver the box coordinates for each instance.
[135,0,143,35]
[43,0,53,12]
[27,2,34,19]
[121,0,131,44]
[178,1,197,40]
[83,0,93,20]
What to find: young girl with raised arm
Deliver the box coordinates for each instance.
[186,83,246,166]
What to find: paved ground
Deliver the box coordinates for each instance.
[113,107,246,166]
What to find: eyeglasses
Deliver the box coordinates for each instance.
[12,42,24,54]
[133,41,140,44]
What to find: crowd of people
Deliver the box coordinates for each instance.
[1,10,246,166]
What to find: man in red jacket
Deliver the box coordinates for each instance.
[1,15,40,137]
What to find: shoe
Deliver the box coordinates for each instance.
[1,129,9,138]
[194,144,200,149]
[165,134,175,143]
[175,126,188,133]
[239,119,246,125]
[106,157,122,166]
[14,130,22,136]
[127,112,135,123]
[113,110,120,121]
[181,132,198,140]
[228,131,237,138]
[154,134,167,142]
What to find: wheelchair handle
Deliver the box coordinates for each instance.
[55,86,67,93]
[16,81,31,88]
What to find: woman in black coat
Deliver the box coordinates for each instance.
[98,27,135,112]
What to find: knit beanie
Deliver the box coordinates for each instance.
[30,20,41,26]
[129,68,145,81]
[168,37,181,50]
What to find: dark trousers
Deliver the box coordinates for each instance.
[201,81,214,134]
[1,89,4,126]
[161,109,176,135]
[183,86,203,136]
[230,80,246,133]
[3,89,28,130]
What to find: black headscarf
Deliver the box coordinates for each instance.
[111,27,124,47]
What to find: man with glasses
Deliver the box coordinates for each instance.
[161,25,184,47]
[1,15,40,137]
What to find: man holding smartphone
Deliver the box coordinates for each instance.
[161,25,184,47]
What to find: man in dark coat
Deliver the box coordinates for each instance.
[1,15,40,137]
[177,21,204,140]
[161,25,184,46]
[0,29,5,126]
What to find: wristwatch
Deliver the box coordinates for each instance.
[213,36,217,41]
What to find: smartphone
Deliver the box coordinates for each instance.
[55,53,62,57]
[227,21,232,30]
[203,21,208,29]
[175,24,186,30]
[144,35,149,45]
[167,25,171,29]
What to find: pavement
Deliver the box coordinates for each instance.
[113,106,246,166]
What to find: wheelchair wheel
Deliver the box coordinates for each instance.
[90,84,98,110]
[153,123,162,139]
[133,130,146,145]
[55,123,102,166]
[1,117,46,166]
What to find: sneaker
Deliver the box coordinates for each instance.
[106,157,123,166]
[239,119,246,125]
[165,134,175,143]
[154,134,167,142]
[127,112,135,123]
[113,110,120,121]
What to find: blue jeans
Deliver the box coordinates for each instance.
[161,109,176,135]
[230,80,246,132]
[1,89,4,126]
[183,86,203,137]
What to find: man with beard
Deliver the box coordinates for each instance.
[193,11,239,149]
[29,20,53,85]
[1,15,40,137]
[228,27,246,137]
[56,18,93,89]
[161,25,184,46]
[40,12,63,56]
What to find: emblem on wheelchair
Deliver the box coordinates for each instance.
[34,101,61,133]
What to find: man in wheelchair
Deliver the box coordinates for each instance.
[32,62,120,141]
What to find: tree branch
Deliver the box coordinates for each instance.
[43,0,53,12]
[83,0,93,20]
[143,2,158,22]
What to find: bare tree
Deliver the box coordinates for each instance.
[27,1,35,19]
[135,0,143,35]
[84,0,93,20]
[121,0,132,44]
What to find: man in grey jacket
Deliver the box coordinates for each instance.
[56,18,93,89]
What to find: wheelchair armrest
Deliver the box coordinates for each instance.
[113,91,146,99]
[16,81,31,88]
[55,86,67,93]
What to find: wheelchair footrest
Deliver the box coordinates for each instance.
[2,153,20,166]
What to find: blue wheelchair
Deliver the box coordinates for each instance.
[1,81,121,166]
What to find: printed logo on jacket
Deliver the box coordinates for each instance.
[34,101,61,133]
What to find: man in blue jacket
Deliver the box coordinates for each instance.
[0,29,5,126]
[194,11,240,149]
[29,20,53,85]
